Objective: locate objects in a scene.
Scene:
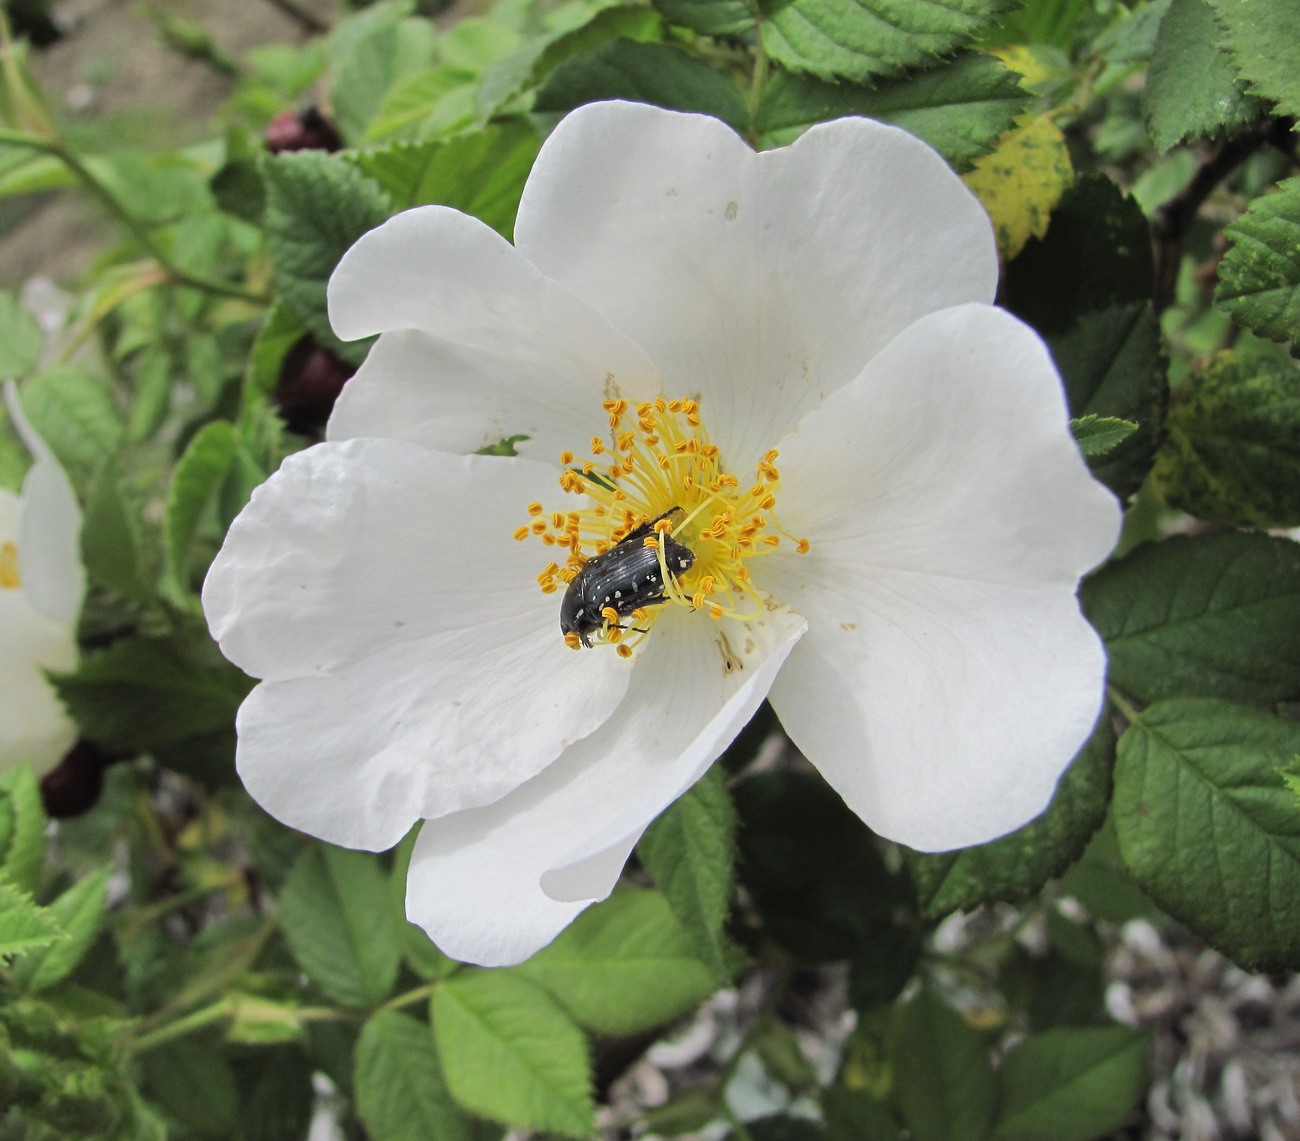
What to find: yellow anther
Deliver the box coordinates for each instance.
[559,450,574,465]
[692,591,706,610]
[514,526,530,541]
[631,608,649,622]
[564,631,582,650]
[540,582,558,594]
[542,534,556,546]
[527,502,544,516]
[709,604,724,619]
[531,519,548,534]
[591,437,605,454]
[601,606,620,623]
[617,644,634,658]
[643,536,660,550]
[796,538,810,554]
[653,518,673,534]
[763,534,780,547]
[0,541,18,590]
[700,575,716,593]
[552,512,565,529]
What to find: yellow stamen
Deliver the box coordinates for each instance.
[0,541,19,590]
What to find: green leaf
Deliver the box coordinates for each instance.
[762,0,1015,85]
[653,0,754,35]
[1047,303,1167,499]
[278,844,400,1007]
[349,121,541,237]
[0,290,43,378]
[0,763,47,893]
[823,1086,903,1141]
[50,637,251,755]
[514,889,718,1035]
[239,1046,315,1141]
[892,989,995,1141]
[1144,0,1261,152]
[735,770,913,961]
[12,867,109,991]
[756,54,1026,170]
[637,766,736,981]
[432,970,593,1137]
[1208,0,1300,118]
[993,1025,1149,1141]
[329,7,439,143]
[82,467,151,603]
[534,39,749,132]
[138,1040,239,1138]
[0,880,63,960]
[162,420,238,600]
[1113,698,1300,972]
[1080,531,1300,705]
[905,711,1115,920]
[1002,174,1154,336]
[262,151,392,364]
[355,1010,476,1141]
[1153,349,1300,527]
[19,366,123,475]
[1217,176,1300,343]
[365,65,478,143]
[1071,414,1139,457]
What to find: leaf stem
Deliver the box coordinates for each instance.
[0,127,267,305]
[1107,686,1142,725]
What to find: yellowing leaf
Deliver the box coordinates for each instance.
[963,113,1073,260]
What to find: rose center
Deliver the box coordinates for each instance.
[516,397,807,654]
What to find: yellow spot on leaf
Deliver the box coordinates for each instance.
[963,112,1074,262]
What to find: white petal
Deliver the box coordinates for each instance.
[325,206,662,460]
[206,440,632,850]
[514,102,997,473]
[0,590,77,776]
[406,605,806,966]
[763,304,1120,851]
[4,382,84,626]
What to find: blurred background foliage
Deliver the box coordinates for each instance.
[2,0,1300,1137]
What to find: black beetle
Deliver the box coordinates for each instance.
[560,507,695,646]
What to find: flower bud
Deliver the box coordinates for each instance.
[274,336,356,435]
[264,107,342,155]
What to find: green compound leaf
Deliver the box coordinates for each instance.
[277,844,400,1007]
[162,420,239,601]
[1002,174,1154,336]
[0,290,43,378]
[12,866,109,991]
[906,711,1115,921]
[0,880,63,961]
[349,121,541,239]
[756,54,1027,170]
[1047,303,1167,500]
[1071,414,1138,458]
[0,763,47,893]
[1144,0,1261,153]
[761,0,1016,85]
[138,1039,240,1138]
[1152,349,1300,527]
[355,1011,476,1141]
[737,769,914,962]
[893,988,996,1141]
[534,39,749,133]
[1113,699,1300,972]
[637,766,737,982]
[993,1026,1150,1141]
[1217,177,1300,344]
[49,637,251,756]
[1208,0,1300,118]
[20,366,123,476]
[1081,531,1300,706]
[514,889,719,1035]
[432,970,594,1137]
[653,0,755,35]
[263,151,392,365]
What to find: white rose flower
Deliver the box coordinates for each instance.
[2,381,84,776]
[204,102,1120,967]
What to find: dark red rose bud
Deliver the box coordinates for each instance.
[264,107,343,155]
[275,336,357,436]
[40,740,108,819]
